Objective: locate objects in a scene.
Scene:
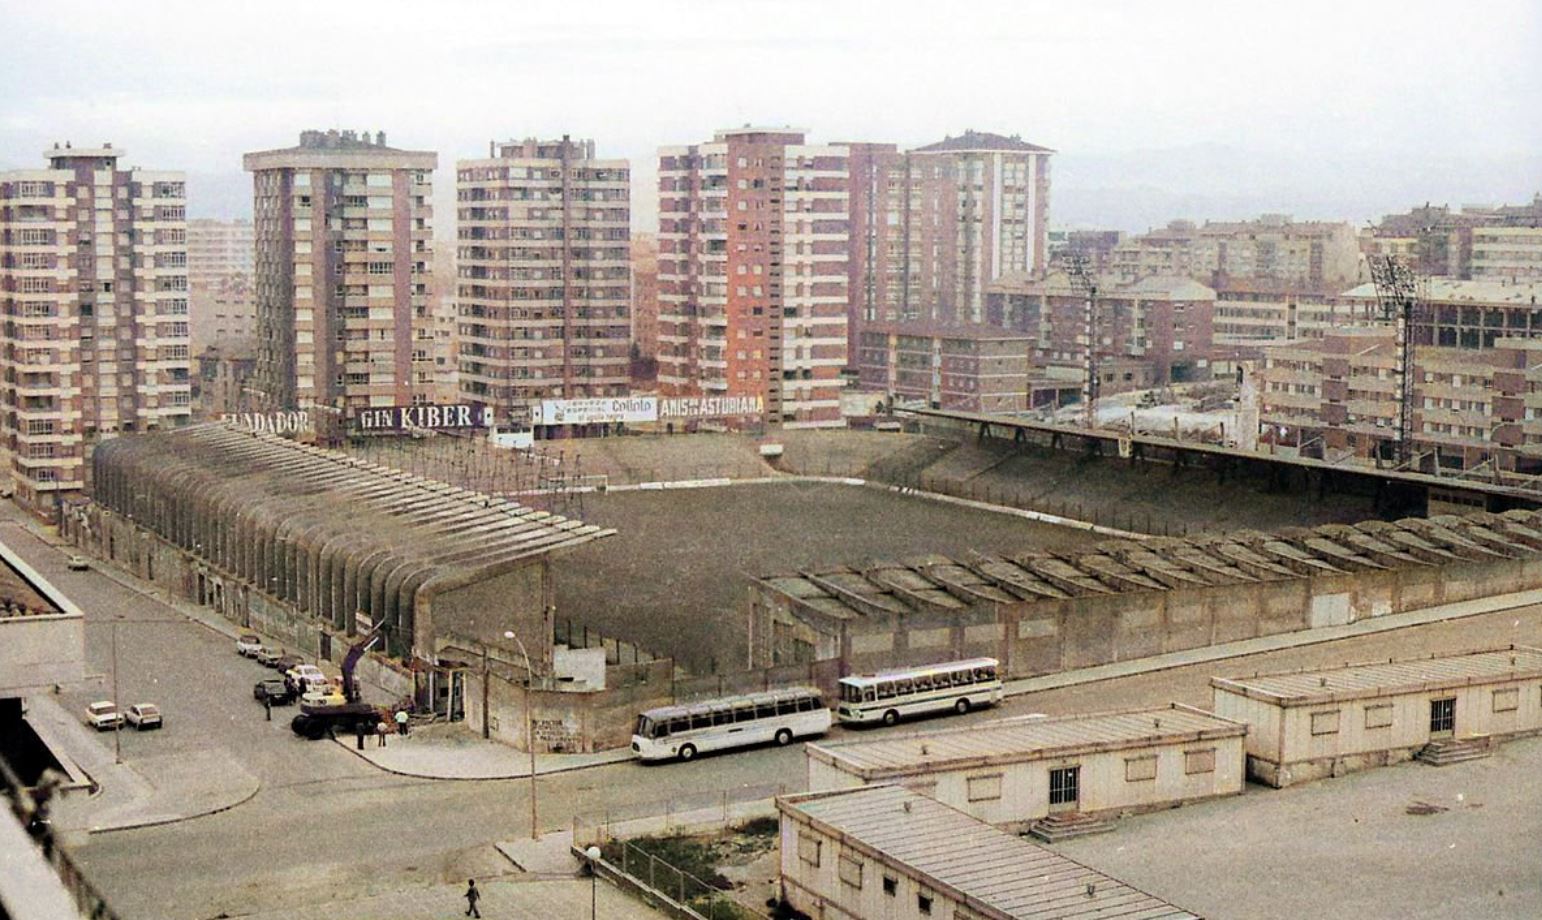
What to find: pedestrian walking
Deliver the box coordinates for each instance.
[264,696,271,721]
[375,720,388,748]
[464,878,482,918]
[395,708,409,737]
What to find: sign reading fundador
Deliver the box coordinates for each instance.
[354,403,493,432]
[532,395,766,426]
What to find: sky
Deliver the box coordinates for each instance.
[3,0,1539,236]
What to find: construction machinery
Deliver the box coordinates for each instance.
[290,626,386,741]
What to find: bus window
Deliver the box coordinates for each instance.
[735,705,756,723]
[983,666,997,681]
[798,696,820,712]
[777,698,797,716]
[839,683,861,703]
[974,667,989,681]
[668,717,689,735]
[878,682,895,699]
[713,709,734,726]
[895,678,914,695]
[949,669,966,686]
[635,715,652,737]
[691,712,712,730]
[756,702,777,719]
[863,688,876,702]
[652,720,669,739]
[914,675,933,692]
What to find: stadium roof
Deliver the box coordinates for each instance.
[780,785,1197,919]
[756,511,1542,622]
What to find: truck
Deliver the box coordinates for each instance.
[290,627,386,741]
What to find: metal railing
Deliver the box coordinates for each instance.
[601,837,771,920]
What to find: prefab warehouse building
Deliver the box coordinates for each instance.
[805,704,1245,827]
[1212,645,1542,787]
[778,785,1198,920]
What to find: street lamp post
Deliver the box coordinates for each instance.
[585,845,602,919]
[502,629,539,840]
[110,617,122,765]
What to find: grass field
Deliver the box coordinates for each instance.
[551,480,1099,672]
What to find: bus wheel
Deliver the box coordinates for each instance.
[882,710,899,727]
[955,698,971,714]
[775,729,793,746]
[678,744,697,762]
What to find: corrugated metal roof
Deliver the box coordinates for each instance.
[808,706,1243,778]
[782,785,1197,919]
[1214,646,1542,704]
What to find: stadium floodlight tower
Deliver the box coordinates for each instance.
[1061,252,1099,430]
[1366,254,1422,466]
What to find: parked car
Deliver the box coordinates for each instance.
[236,634,262,657]
[254,679,294,705]
[125,703,163,730]
[85,701,123,731]
[272,654,303,673]
[255,647,282,667]
[66,555,90,571]
[285,663,325,691]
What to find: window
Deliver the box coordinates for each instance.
[1430,698,1455,734]
[917,893,933,915]
[837,855,863,889]
[966,774,1003,802]
[1364,704,1394,730]
[1184,748,1216,775]
[1049,767,1079,806]
[1493,688,1520,713]
[1124,755,1158,782]
[796,832,820,867]
[882,875,897,897]
[1310,710,1340,735]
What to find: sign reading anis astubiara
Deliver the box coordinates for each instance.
[353,403,494,433]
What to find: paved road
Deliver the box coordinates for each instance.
[14,500,1542,919]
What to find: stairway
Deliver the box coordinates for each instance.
[1416,737,1493,767]
[1027,811,1116,843]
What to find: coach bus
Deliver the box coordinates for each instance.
[836,657,1003,726]
[632,687,832,762]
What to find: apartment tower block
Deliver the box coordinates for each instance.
[456,137,631,425]
[0,143,192,510]
[658,128,849,428]
[243,129,434,414]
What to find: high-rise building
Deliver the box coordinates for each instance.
[456,137,630,425]
[630,232,660,381]
[243,129,434,416]
[658,128,849,428]
[0,143,192,511]
[187,218,255,352]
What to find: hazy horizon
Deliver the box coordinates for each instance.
[5,0,1538,236]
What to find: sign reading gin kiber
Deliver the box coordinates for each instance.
[353,403,493,432]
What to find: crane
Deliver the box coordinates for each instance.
[1061,252,1099,430]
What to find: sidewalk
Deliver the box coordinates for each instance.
[26,695,259,835]
[234,877,669,920]
[332,725,633,779]
[1000,587,1542,698]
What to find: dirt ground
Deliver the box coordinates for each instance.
[551,481,1099,672]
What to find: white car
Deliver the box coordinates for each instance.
[125,703,163,730]
[66,555,90,571]
[236,634,263,656]
[285,663,326,691]
[85,701,124,731]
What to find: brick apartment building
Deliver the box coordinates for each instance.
[985,272,1217,392]
[856,322,1034,413]
[1110,215,1361,289]
[630,231,659,380]
[1367,195,1542,280]
[0,143,192,511]
[243,129,435,418]
[842,131,1053,331]
[456,137,630,427]
[657,127,849,428]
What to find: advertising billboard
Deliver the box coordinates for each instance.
[354,403,494,432]
[532,397,658,426]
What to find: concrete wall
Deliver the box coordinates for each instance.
[469,658,676,753]
[0,615,85,696]
[806,736,1244,827]
[1220,677,1542,787]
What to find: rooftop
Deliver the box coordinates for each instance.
[243,129,435,170]
[1341,278,1542,305]
[1213,645,1542,706]
[756,511,1542,623]
[912,130,1054,155]
[780,785,1196,919]
[807,704,1243,779]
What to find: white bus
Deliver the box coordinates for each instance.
[836,658,1003,726]
[632,687,832,762]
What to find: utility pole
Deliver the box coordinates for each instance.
[503,629,540,840]
[111,617,122,765]
[1061,252,1099,430]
